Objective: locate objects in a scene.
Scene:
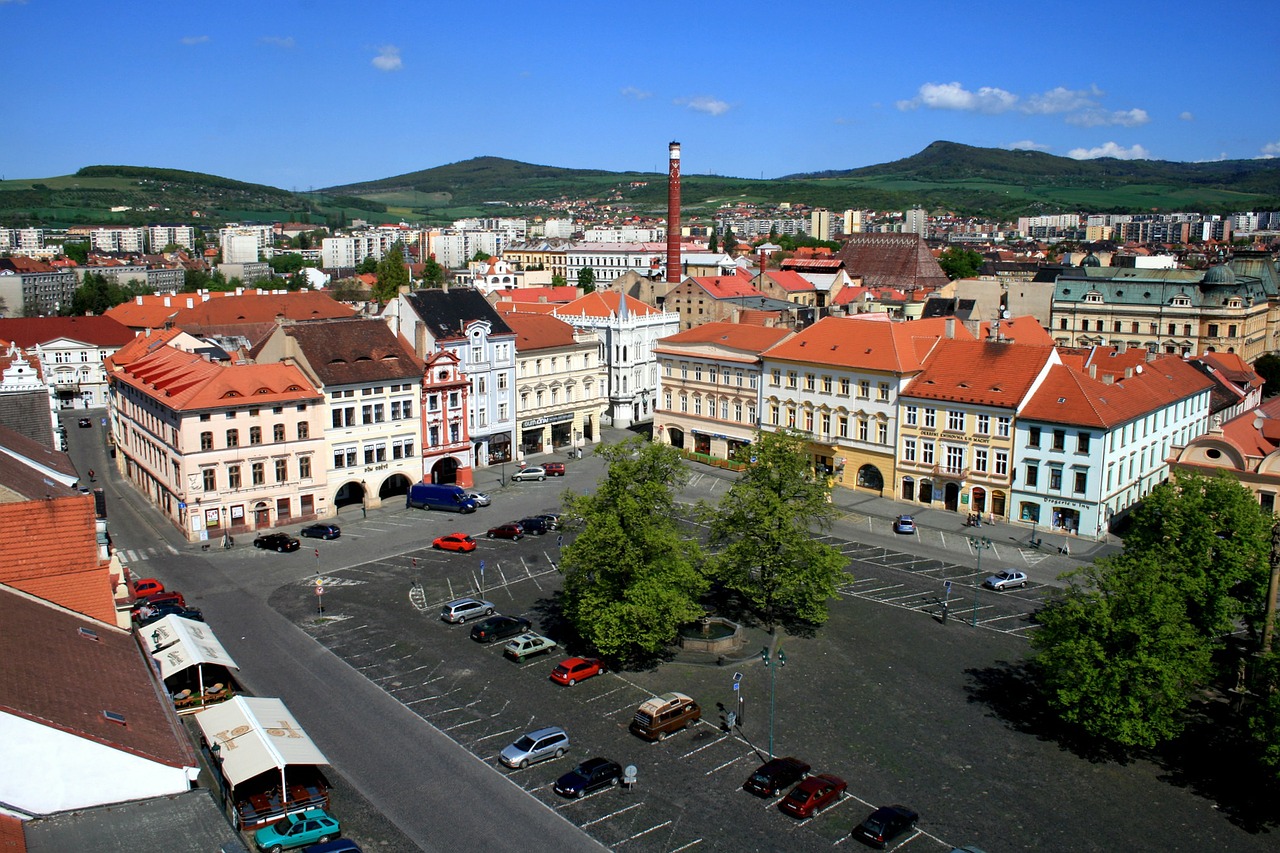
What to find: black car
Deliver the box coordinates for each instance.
[518,516,549,535]
[78,417,92,428]
[469,615,533,644]
[299,523,341,540]
[743,756,811,798]
[135,604,204,627]
[254,532,301,552]
[535,512,561,531]
[554,757,623,798]
[852,804,919,849]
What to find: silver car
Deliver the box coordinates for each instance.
[499,725,569,769]
[466,491,491,507]
[511,465,546,482]
[440,597,495,624]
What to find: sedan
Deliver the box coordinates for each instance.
[299,523,341,540]
[517,516,549,535]
[550,657,606,686]
[131,577,165,598]
[852,804,919,849]
[433,532,477,552]
[78,417,92,428]
[778,773,847,819]
[466,491,491,507]
[503,632,557,662]
[252,807,340,852]
[487,522,524,540]
[554,757,622,798]
[254,533,301,552]
[983,570,1028,591]
[510,466,546,482]
[470,615,532,644]
[743,756,810,798]
[544,462,566,476]
[892,514,916,534]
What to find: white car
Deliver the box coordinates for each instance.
[511,466,546,482]
[467,491,491,507]
[983,570,1028,591]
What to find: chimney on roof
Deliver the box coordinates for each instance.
[1117,340,1127,353]
[1102,373,1115,385]
[163,296,171,307]
[1124,366,1134,379]
[1089,364,1097,379]
[236,287,243,296]
[945,317,955,339]
[186,298,194,309]
[1146,350,1157,362]
[135,295,143,305]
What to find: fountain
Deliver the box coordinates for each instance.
[678,616,744,654]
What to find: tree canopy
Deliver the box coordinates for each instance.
[706,430,846,628]
[937,246,983,280]
[63,272,153,316]
[559,438,707,664]
[577,266,596,293]
[373,242,410,303]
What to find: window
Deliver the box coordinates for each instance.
[299,456,311,479]
[994,450,1008,476]
[252,462,265,486]
[922,441,935,465]
[1208,323,1219,338]
[923,408,936,428]
[1077,432,1090,453]
[1052,429,1066,451]
[905,405,918,426]
[805,373,815,391]
[749,373,758,390]
[273,424,285,442]
[720,399,729,419]
[680,394,688,413]
[297,422,309,440]
[974,447,988,472]
[838,416,848,438]
[1049,467,1062,490]
[1060,318,1068,330]
[787,371,797,388]
[428,395,439,412]
[859,418,868,441]
[903,437,917,462]
[200,431,213,451]
[1074,470,1088,493]
[820,414,830,435]
[275,459,287,482]
[228,465,241,489]
[734,401,743,421]
[747,404,756,423]
[695,365,703,382]
[1028,426,1040,447]
[945,445,964,473]
[878,422,888,444]
[878,383,890,401]
[997,416,1011,438]
[770,405,779,425]
[362,404,373,424]
[247,426,260,445]
[839,378,850,395]
[805,410,814,432]
[858,380,870,398]
[498,373,508,391]
[736,370,745,387]
[226,429,239,448]
[770,369,780,386]
[947,410,964,431]
[664,391,672,410]
[1228,324,1237,338]
[202,469,215,491]
[822,376,832,393]
[694,396,702,415]
[1024,463,1037,487]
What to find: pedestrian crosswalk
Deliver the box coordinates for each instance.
[116,545,179,563]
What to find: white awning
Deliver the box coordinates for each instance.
[147,614,240,680]
[194,696,330,787]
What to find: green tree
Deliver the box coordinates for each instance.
[706,430,846,629]
[559,437,707,663]
[1032,552,1215,748]
[1253,353,1280,397]
[708,227,719,253]
[356,255,379,275]
[937,246,983,280]
[373,242,409,303]
[577,266,596,293]
[62,241,88,264]
[1247,649,1280,774]
[769,224,779,242]
[470,250,492,263]
[723,228,738,254]
[422,256,446,288]
[551,273,567,288]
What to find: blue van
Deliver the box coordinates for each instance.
[406,483,478,513]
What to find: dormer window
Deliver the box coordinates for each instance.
[1172,295,1191,307]
[1083,292,1103,304]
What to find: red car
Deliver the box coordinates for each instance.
[549,657,606,686]
[433,532,477,552]
[544,462,566,476]
[131,591,186,615]
[131,578,165,598]
[778,773,847,818]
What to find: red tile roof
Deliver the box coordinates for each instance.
[557,291,665,317]
[1217,397,1280,457]
[977,315,1055,346]
[0,496,116,623]
[1197,351,1263,390]
[902,339,1057,407]
[1080,345,1156,381]
[503,313,580,351]
[655,322,794,356]
[490,286,579,304]
[834,234,949,291]
[496,301,560,316]
[763,316,973,373]
[104,291,355,331]
[0,316,133,348]
[0,585,197,771]
[1021,358,1215,428]
[762,270,815,293]
[687,273,762,299]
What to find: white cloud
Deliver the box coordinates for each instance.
[896,81,1017,114]
[620,86,651,100]
[1180,111,1195,121]
[676,96,730,116]
[260,36,295,49]
[371,45,402,72]
[1005,140,1051,152]
[1021,85,1100,115]
[1261,141,1280,159]
[180,35,209,45]
[1067,142,1151,160]
[1066,108,1149,128]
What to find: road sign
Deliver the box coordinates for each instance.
[314,577,323,586]
[732,682,739,692]
[557,535,563,547]
[732,671,743,683]
[315,586,324,596]
[944,580,952,592]
[479,560,486,571]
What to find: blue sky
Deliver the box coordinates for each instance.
[3,0,1278,190]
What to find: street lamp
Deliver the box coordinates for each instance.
[760,646,787,759]
[968,535,993,627]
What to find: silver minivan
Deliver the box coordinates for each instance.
[440,597,495,624]
[499,726,569,769]
[511,465,546,482]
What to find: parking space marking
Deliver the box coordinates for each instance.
[443,717,482,732]
[467,727,518,745]
[583,684,632,704]
[680,735,728,758]
[616,819,672,844]
[705,753,751,776]
[581,802,643,828]
[668,839,703,852]
[857,584,905,595]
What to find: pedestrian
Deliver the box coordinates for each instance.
[88,468,95,482]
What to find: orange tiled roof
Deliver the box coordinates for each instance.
[503,313,580,351]
[1021,358,1215,428]
[763,270,815,293]
[490,286,579,304]
[174,291,355,327]
[0,316,133,348]
[0,496,116,623]
[1197,351,1263,389]
[655,321,794,355]
[977,315,1055,346]
[1080,345,1155,381]
[1217,397,1280,457]
[557,291,664,317]
[763,316,973,373]
[690,275,764,299]
[902,339,1057,407]
[112,339,320,411]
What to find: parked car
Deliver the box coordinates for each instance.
[254,533,301,552]
[544,462,566,476]
[550,657,606,686]
[892,514,916,534]
[77,417,92,428]
[135,604,204,627]
[503,632,558,662]
[299,523,341,540]
[440,598,495,624]
[301,841,362,853]
[743,756,811,798]
[778,773,847,819]
[517,516,549,535]
[499,725,569,769]
[466,491,491,507]
[630,692,701,741]
[536,512,562,530]
[433,532,477,552]
[511,465,546,482]
[487,522,524,540]
[554,757,623,798]
[130,591,186,615]
[983,570,1028,591]
[852,804,919,848]
[469,615,532,644]
[252,807,340,852]
[131,577,165,598]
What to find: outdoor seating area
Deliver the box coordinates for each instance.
[234,781,329,828]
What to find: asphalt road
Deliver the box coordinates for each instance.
[72,417,1280,852]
